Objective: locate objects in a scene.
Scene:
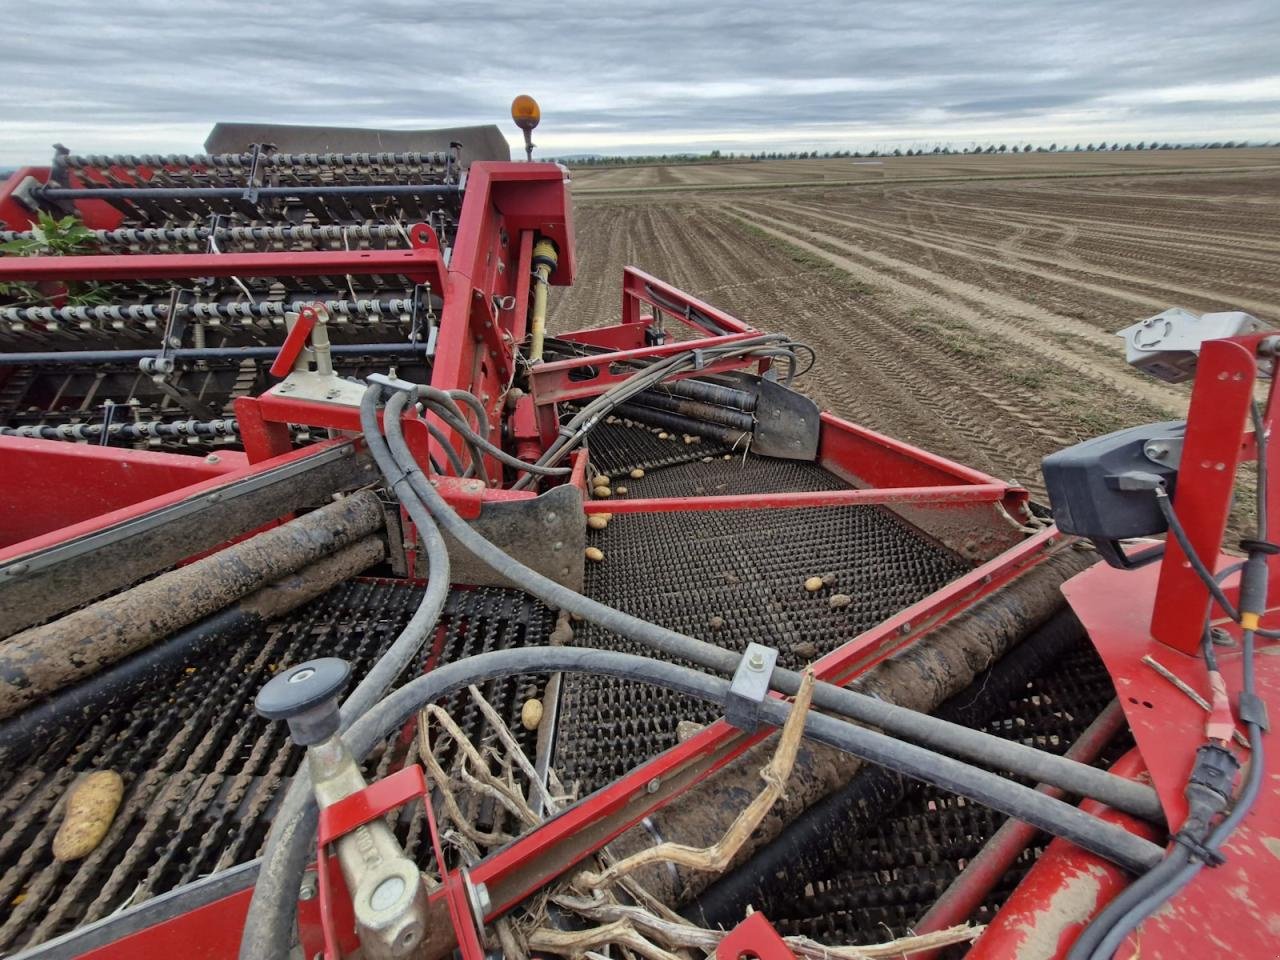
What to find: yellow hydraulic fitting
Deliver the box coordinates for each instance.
[528,237,559,362]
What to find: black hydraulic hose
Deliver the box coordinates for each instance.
[242,645,1166,959]
[408,388,569,477]
[1073,644,1267,959]
[335,390,452,729]
[377,383,1165,823]
[237,646,786,958]
[238,388,453,958]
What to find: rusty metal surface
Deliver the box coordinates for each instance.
[443,483,586,592]
[0,442,371,636]
[0,490,385,718]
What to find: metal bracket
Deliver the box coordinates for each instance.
[726,642,778,733]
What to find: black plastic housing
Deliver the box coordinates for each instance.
[1042,420,1184,568]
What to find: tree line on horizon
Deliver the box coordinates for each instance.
[555,140,1274,167]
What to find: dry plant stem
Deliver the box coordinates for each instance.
[424,701,535,824]
[417,707,515,847]
[575,668,817,891]
[553,894,982,959]
[527,919,684,960]
[467,684,555,811]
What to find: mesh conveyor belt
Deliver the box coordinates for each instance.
[0,580,553,953]
[558,434,969,793]
[586,419,732,478]
[763,642,1123,947]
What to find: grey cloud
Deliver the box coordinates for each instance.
[0,0,1276,164]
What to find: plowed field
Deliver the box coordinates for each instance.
[550,153,1280,500]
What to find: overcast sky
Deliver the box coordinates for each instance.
[2,0,1277,165]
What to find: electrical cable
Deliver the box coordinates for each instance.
[375,384,1164,822]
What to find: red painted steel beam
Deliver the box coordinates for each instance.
[623,265,756,335]
[1150,334,1278,653]
[527,331,761,405]
[0,247,446,284]
[965,750,1163,960]
[583,482,1012,515]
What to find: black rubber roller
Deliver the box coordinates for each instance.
[255,657,351,745]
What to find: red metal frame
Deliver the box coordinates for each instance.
[911,701,1131,959]
[527,330,765,406]
[967,750,1162,960]
[1150,333,1280,653]
[622,266,755,336]
[0,434,241,551]
[1048,333,1280,959]
[715,911,796,959]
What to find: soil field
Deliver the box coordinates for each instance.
[549,153,1280,502]
[569,147,1280,194]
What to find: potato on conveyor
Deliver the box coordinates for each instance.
[53,771,124,862]
[521,699,544,731]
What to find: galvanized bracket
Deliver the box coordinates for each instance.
[726,642,778,733]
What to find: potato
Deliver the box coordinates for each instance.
[587,514,609,530]
[593,485,612,499]
[585,546,605,562]
[53,771,123,862]
[804,576,824,592]
[521,699,544,731]
[629,468,645,479]
[658,432,670,440]
[829,593,853,609]
[615,485,628,495]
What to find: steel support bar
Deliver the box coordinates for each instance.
[528,331,763,405]
[0,440,369,633]
[0,343,431,366]
[622,265,755,336]
[1150,334,1278,653]
[0,247,446,285]
[583,482,1012,514]
[35,184,461,202]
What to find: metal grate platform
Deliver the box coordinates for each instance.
[556,442,970,794]
[0,580,551,954]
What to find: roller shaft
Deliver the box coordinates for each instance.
[0,490,385,718]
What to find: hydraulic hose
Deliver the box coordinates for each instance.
[239,390,454,958]
[377,385,1164,823]
[242,645,1166,960]
[336,390,453,728]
